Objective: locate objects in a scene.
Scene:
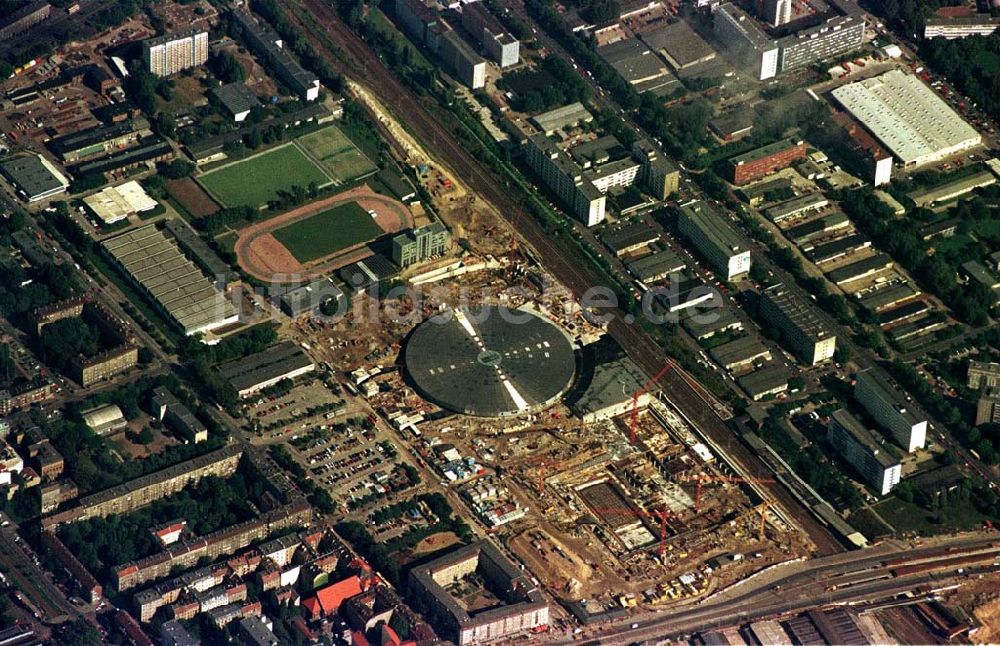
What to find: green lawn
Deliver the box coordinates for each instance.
[198,144,331,208]
[871,497,987,536]
[297,126,379,183]
[272,202,384,263]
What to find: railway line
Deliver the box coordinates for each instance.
[286,0,844,555]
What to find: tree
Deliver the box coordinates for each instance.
[138,427,154,445]
[39,318,98,372]
[160,159,195,179]
[210,51,246,84]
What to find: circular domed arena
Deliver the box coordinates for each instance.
[404,306,577,417]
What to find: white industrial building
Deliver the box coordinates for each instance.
[831,70,982,167]
[83,180,158,224]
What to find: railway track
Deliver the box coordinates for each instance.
[286,0,844,555]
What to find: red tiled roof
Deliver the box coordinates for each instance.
[317,575,363,615]
[302,596,322,619]
[353,630,372,646]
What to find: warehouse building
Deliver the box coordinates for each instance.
[709,336,771,371]
[82,404,128,437]
[804,233,870,265]
[784,212,851,245]
[854,368,927,453]
[530,102,593,136]
[392,221,451,267]
[217,341,315,398]
[831,70,982,168]
[461,2,519,67]
[765,193,829,224]
[677,200,751,280]
[907,170,996,208]
[598,37,679,95]
[640,21,717,72]
[162,219,235,287]
[827,409,901,495]
[83,180,158,225]
[232,10,321,101]
[212,82,261,122]
[279,277,347,318]
[71,139,173,178]
[0,154,69,202]
[48,118,151,162]
[102,224,239,336]
[600,219,661,257]
[877,300,930,327]
[760,284,836,365]
[827,253,893,286]
[729,138,808,185]
[858,283,920,313]
[737,364,789,401]
[625,247,686,283]
[682,307,743,340]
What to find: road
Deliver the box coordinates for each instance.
[285,0,847,556]
[547,532,1000,643]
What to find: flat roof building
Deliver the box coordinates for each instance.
[737,364,789,400]
[828,409,901,495]
[729,138,808,185]
[142,29,209,77]
[83,180,158,225]
[677,200,751,280]
[0,154,69,202]
[854,368,927,453]
[217,341,315,397]
[279,277,347,318]
[709,335,771,371]
[924,14,1000,39]
[392,221,450,268]
[682,307,743,340]
[641,21,717,71]
[232,9,321,101]
[571,356,649,423]
[409,540,549,645]
[968,360,1000,390]
[760,283,836,365]
[827,253,893,286]
[212,82,261,122]
[530,102,594,136]
[831,70,982,168]
[600,219,661,256]
[765,193,829,224]
[461,2,519,68]
[625,247,686,283]
[102,224,239,336]
[524,133,606,226]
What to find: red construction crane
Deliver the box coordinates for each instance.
[678,474,776,513]
[628,359,678,445]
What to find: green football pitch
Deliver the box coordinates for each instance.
[271,202,385,263]
[297,125,378,183]
[198,144,332,208]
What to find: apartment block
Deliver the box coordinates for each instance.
[392,222,450,267]
[828,409,901,495]
[976,389,1000,426]
[524,134,606,226]
[759,284,836,365]
[968,360,1000,389]
[461,2,519,67]
[854,369,927,452]
[232,10,321,101]
[142,29,209,77]
[677,200,751,280]
[631,139,680,200]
